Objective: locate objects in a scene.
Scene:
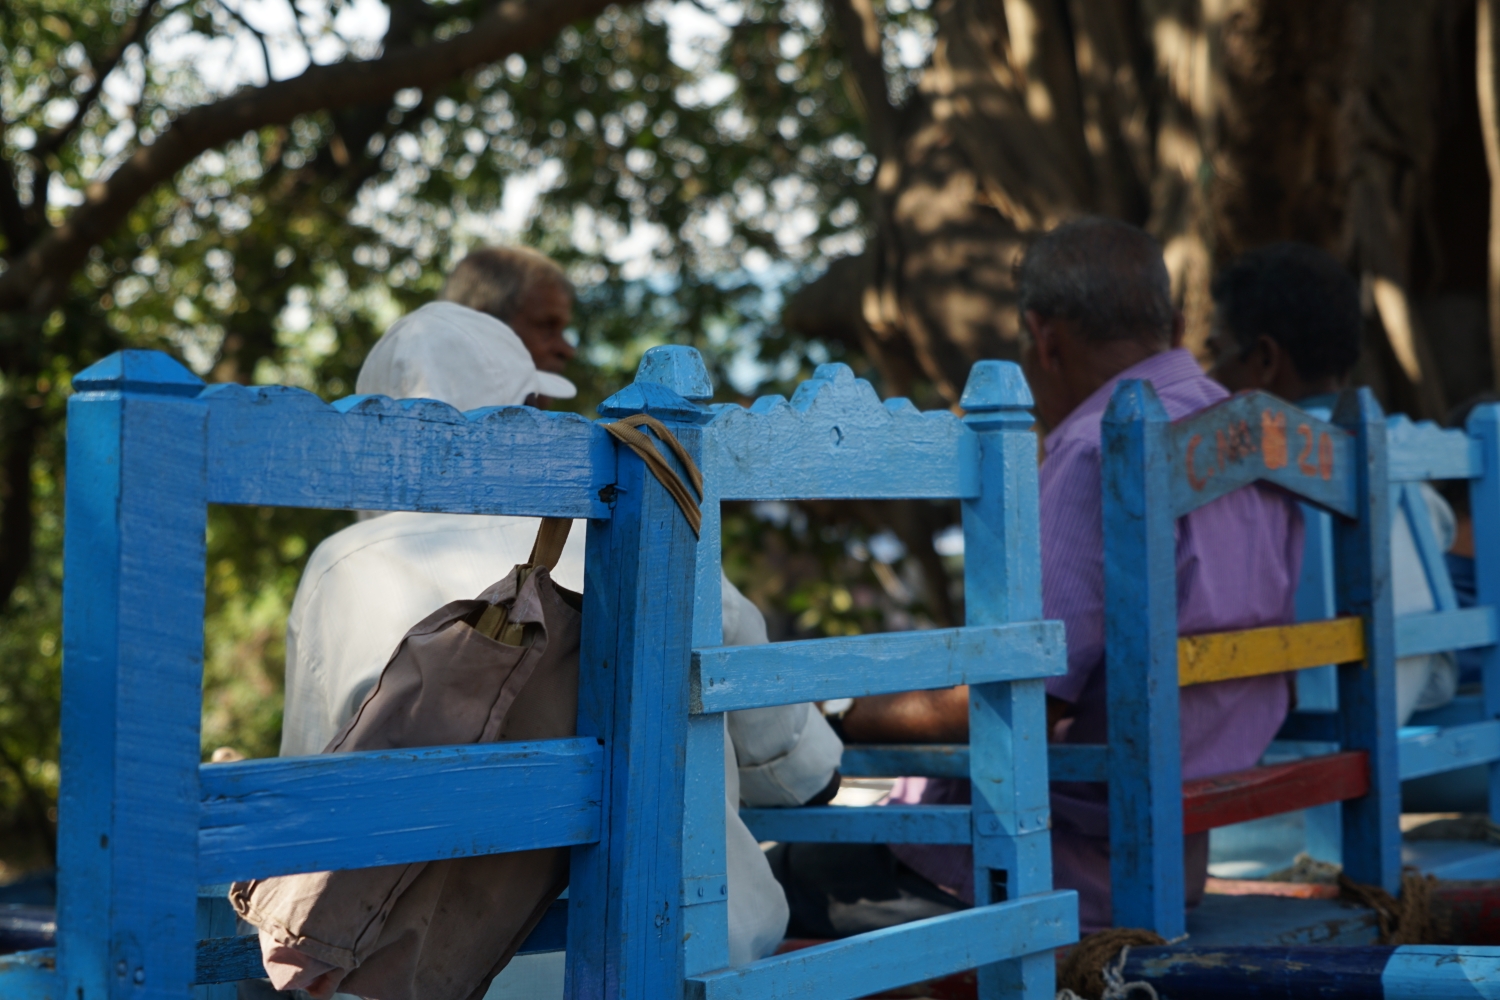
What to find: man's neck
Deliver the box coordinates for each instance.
[1060,341,1171,423]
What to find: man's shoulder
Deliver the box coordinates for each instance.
[293,513,530,610]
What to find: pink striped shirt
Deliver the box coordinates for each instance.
[890,348,1304,904]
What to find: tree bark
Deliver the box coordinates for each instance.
[799,0,1467,420]
[1479,0,1500,390]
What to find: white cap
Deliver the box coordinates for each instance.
[355,301,577,411]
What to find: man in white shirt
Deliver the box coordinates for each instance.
[277,249,840,996]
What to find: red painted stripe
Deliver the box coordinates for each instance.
[1182,750,1369,835]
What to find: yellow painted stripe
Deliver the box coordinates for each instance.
[1178,617,1366,687]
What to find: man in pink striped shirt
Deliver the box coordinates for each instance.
[770,218,1303,935]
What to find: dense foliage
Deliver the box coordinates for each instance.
[0,0,952,867]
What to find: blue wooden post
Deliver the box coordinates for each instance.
[568,350,707,999]
[58,352,208,1000]
[1295,506,1344,865]
[1331,390,1401,892]
[650,347,733,978]
[1468,403,1500,827]
[1102,381,1185,937]
[960,362,1054,1000]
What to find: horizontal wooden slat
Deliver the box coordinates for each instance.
[1178,617,1365,687]
[203,385,612,516]
[738,805,972,845]
[1182,751,1368,835]
[1049,745,1110,783]
[198,739,602,884]
[703,375,979,502]
[1399,720,1500,781]
[686,892,1077,1000]
[1396,607,1498,659]
[1387,415,1483,482]
[839,744,971,779]
[691,621,1065,713]
[193,900,570,985]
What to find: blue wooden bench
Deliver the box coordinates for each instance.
[0,345,1075,1000]
[845,385,1401,940]
[1257,403,1500,881]
[1073,384,1399,937]
[697,358,1075,999]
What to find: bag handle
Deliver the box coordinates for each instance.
[602,413,703,536]
[476,517,574,644]
[528,515,573,571]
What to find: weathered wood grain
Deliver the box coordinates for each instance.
[203,384,612,517]
[1164,390,1359,519]
[197,740,603,883]
[684,893,1077,1000]
[61,355,209,1000]
[1400,720,1500,781]
[1181,752,1369,835]
[702,363,978,501]
[1330,391,1402,893]
[1177,618,1366,686]
[1102,380,1187,936]
[569,362,703,999]
[690,621,1065,713]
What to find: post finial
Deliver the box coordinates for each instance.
[73,350,205,397]
[960,361,1032,412]
[635,346,713,402]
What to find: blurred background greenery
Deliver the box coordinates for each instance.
[0,0,956,874]
[9,0,1493,878]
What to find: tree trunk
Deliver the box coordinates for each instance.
[798,0,1471,421]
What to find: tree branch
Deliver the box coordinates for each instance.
[33,0,161,161]
[0,137,34,253]
[0,403,38,615]
[823,0,900,161]
[0,0,615,314]
[213,0,274,86]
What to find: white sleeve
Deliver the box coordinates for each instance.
[723,720,789,964]
[720,574,843,807]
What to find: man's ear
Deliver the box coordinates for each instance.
[1025,310,1062,372]
[1253,335,1285,389]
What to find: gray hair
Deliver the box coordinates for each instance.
[439,245,573,322]
[1016,217,1174,345]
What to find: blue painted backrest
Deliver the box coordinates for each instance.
[53,347,708,1000]
[1097,382,1398,936]
[44,346,1074,1000]
[1289,404,1500,827]
[672,355,1075,1000]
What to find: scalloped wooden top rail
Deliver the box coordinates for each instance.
[1177,616,1366,687]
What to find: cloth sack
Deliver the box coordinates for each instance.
[230,539,582,1000]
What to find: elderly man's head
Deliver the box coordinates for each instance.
[1016,217,1181,429]
[440,246,576,374]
